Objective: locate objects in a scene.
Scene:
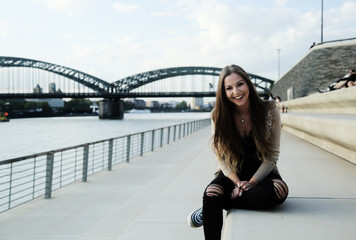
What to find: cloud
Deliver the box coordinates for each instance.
[0,21,8,36]
[32,0,93,15]
[28,0,356,82]
[325,1,356,39]
[182,3,300,72]
[65,34,147,80]
[113,2,139,12]
[165,0,355,79]
[274,0,289,7]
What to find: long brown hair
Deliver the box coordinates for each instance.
[211,64,275,173]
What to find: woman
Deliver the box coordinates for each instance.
[188,65,288,240]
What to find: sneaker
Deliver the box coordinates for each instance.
[187,208,203,228]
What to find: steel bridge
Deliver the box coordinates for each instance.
[0,56,274,99]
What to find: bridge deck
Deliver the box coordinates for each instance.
[0,128,356,240]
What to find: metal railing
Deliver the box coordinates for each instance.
[317,37,356,46]
[0,118,211,213]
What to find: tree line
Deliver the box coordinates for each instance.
[0,99,192,117]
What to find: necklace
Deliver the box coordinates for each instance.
[241,115,245,123]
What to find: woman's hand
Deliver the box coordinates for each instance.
[239,181,255,191]
[231,185,243,199]
[231,181,255,199]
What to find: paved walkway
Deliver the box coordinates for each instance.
[1,127,356,240]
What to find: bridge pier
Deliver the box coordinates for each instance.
[98,99,124,119]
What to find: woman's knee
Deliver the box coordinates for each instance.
[272,179,289,200]
[204,183,225,197]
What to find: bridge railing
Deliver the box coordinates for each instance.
[0,118,211,213]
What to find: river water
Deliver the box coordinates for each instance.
[0,112,210,162]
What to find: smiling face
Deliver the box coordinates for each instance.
[224,72,250,110]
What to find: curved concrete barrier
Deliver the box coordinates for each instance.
[279,87,356,164]
[281,114,356,165]
[280,87,356,114]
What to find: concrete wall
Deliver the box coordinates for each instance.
[280,86,356,114]
[272,40,356,101]
[279,87,356,165]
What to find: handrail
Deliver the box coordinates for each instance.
[316,37,356,46]
[0,118,211,213]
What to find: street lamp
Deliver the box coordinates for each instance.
[321,0,324,43]
[277,49,281,79]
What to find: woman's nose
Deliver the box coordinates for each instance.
[233,86,239,94]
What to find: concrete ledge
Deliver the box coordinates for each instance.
[222,198,356,240]
[221,130,356,240]
[281,114,356,165]
[280,87,356,114]
[277,87,356,164]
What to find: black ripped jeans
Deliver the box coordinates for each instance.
[202,137,288,240]
[202,172,287,240]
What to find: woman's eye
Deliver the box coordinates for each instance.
[237,82,244,86]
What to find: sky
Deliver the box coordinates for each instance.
[1,0,355,83]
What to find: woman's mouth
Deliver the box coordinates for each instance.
[234,95,243,100]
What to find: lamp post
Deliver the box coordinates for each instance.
[277,49,281,79]
[321,0,324,43]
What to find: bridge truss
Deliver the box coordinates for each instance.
[0,56,111,94]
[0,56,274,98]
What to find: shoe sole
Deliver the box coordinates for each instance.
[187,209,203,228]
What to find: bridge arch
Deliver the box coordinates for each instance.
[0,56,274,96]
[0,56,111,93]
[112,66,274,93]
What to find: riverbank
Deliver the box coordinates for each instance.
[7,109,211,119]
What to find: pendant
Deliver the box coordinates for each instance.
[241,119,245,123]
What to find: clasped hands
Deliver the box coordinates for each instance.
[231,181,254,199]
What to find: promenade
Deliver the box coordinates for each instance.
[1,127,356,240]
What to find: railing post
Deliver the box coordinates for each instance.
[45,152,54,199]
[82,145,89,182]
[173,125,177,142]
[140,132,144,156]
[108,139,113,171]
[183,123,186,137]
[151,130,155,151]
[179,125,181,139]
[167,126,171,144]
[126,135,131,163]
[160,128,163,147]
[8,163,13,209]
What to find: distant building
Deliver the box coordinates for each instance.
[146,100,160,108]
[191,97,204,110]
[168,101,177,108]
[28,98,65,112]
[128,99,146,109]
[161,102,173,108]
[49,83,56,93]
[205,100,215,109]
[33,84,42,93]
[49,82,62,93]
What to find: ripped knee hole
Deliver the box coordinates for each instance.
[206,184,224,197]
[272,179,288,199]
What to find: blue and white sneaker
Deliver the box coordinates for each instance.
[187,208,203,228]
